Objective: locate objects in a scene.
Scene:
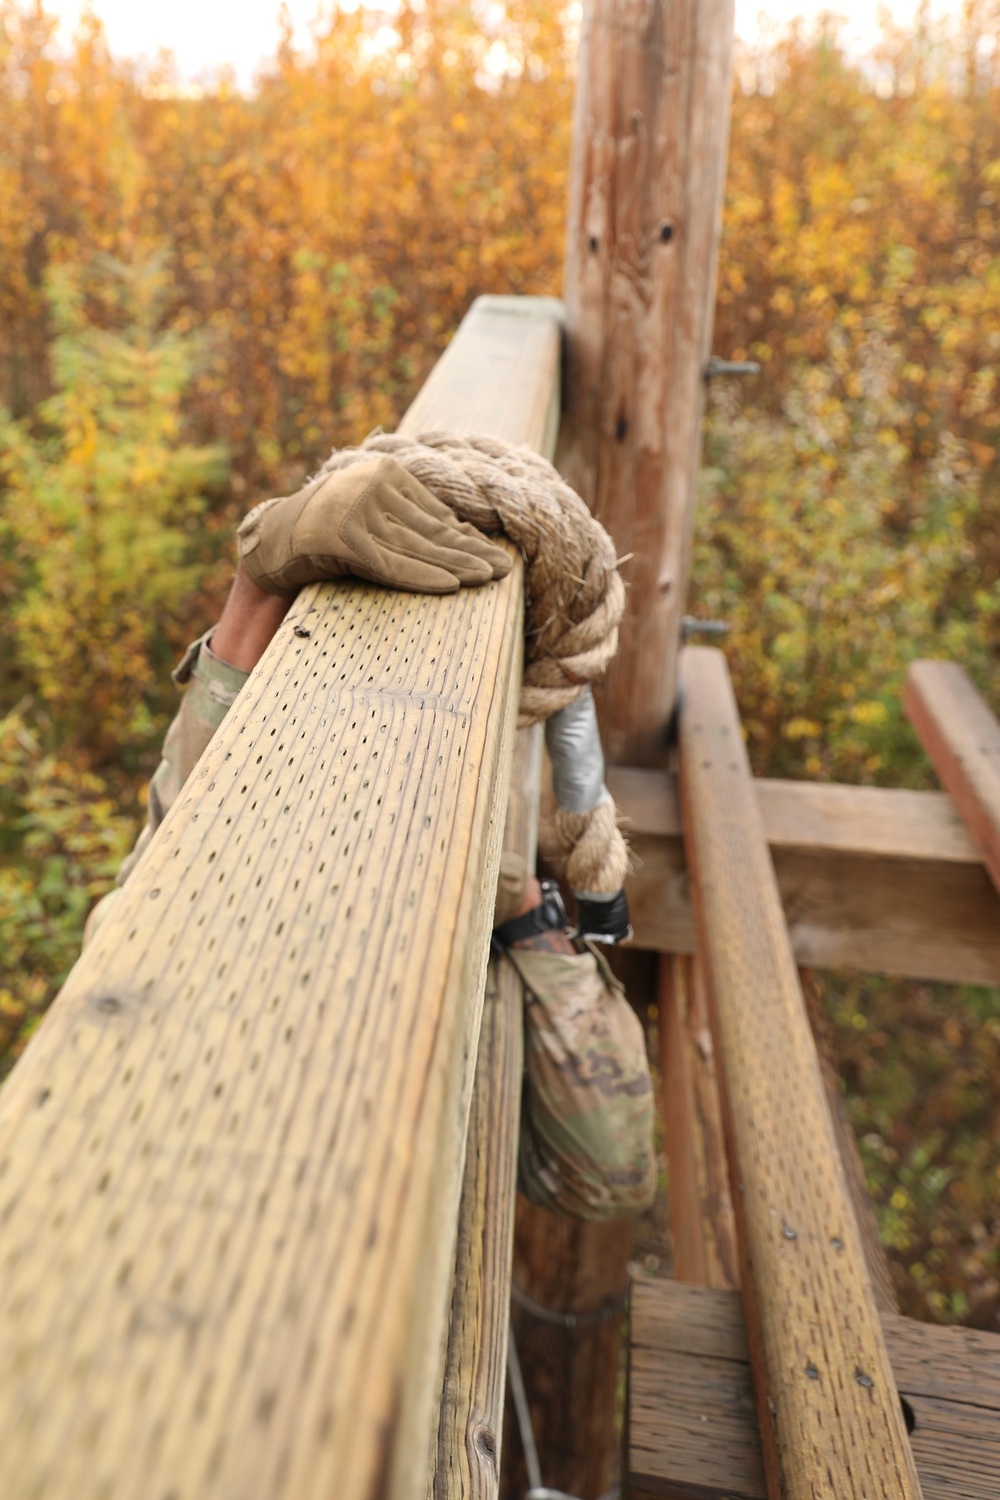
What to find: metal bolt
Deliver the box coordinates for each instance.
[682,615,729,640]
[705,355,762,379]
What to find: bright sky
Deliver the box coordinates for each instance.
[42,0,966,88]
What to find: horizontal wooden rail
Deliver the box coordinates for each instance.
[609,766,1000,984]
[678,646,922,1500]
[0,295,563,1500]
[904,659,1000,901]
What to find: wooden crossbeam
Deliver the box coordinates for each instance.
[610,766,1000,985]
[677,646,922,1500]
[628,1278,1000,1500]
[0,295,562,1500]
[904,659,1000,901]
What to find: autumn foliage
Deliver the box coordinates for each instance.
[1,0,999,1321]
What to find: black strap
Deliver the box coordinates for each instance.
[492,879,567,951]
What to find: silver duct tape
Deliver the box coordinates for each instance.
[545,687,608,814]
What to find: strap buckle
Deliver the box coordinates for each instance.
[491,878,568,952]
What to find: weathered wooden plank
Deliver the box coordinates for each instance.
[432,727,542,1500]
[677,646,922,1499]
[0,295,562,1500]
[628,1279,1000,1500]
[609,767,1000,984]
[657,956,896,1310]
[799,969,898,1316]
[658,954,739,1290]
[904,659,1000,901]
[429,296,563,1499]
[405,294,563,453]
[883,1309,1000,1404]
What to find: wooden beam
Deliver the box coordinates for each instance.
[0,295,562,1500]
[609,766,1000,985]
[798,969,898,1316]
[677,646,922,1499]
[560,0,737,764]
[432,726,543,1500]
[628,1278,1000,1500]
[657,957,896,1311]
[504,1205,635,1500]
[904,659,1000,900]
[658,954,739,1290]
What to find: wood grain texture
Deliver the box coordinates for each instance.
[559,0,737,764]
[628,1279,1000,1500]
[658,954,739,1290]
[657,960,894,1310]
[798,970,898,1317]
[502,1204,634,1500]
[0,295,562,1500]
[677,647,922,1500]
[432,728,543,1500]
[904,659,1000,901]
[609,767,1000,984]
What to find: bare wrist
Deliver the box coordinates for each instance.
[209,564,294,672]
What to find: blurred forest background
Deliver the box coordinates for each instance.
[1,0,998,1326]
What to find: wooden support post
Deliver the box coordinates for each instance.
[0,296,561,1500]
[608,766,1000,985]
[433,727,543,1500]
[677,646,922,1500]
[504,4,737,1490]
[658,954,739,1289]
[504,1206,635,1500]
[904,659,1000,900]
[559,0,737,766]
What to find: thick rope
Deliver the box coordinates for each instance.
[318,431,626,727]
[317,431,630,895]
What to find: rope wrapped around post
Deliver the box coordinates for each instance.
[317,431,630,923]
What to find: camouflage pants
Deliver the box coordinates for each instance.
[86,635,656,1220]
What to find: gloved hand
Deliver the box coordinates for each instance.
[237,455,512,596]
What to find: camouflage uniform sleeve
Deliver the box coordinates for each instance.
[504,942,657,1220]
[83,634,250,945]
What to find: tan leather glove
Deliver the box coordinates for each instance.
[237,455,512,596]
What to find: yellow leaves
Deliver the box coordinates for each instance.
[848,701,889,726]
[784,717,823,740]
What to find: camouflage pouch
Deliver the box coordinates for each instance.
[506,942,656,1220]
[83,635,249,945]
